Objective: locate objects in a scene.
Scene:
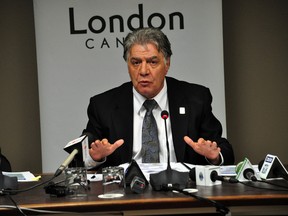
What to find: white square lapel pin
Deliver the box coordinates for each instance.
[179,107,185,114]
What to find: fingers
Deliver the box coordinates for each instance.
[184,136,207,149]
[210,141,218,150]
[89,138,124,161]
[184,136,220,159]
[184,136,196,148]
[92,138,124,148]
[90,141,98,150]
[197,138,218,150]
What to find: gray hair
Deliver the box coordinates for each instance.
[123,27,172,61]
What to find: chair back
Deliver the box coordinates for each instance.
[0,149,12,172]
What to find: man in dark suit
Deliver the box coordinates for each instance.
[82,27,234,168]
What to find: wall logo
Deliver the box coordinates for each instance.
[69,4,185,49]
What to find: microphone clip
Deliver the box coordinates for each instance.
[195,165,222,186]
[236,158,259,182]
[44,182,68,197]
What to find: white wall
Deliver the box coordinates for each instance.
[33,0,226,172]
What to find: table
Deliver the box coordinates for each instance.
[1,174,288,215]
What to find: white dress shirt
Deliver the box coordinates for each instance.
[132,80,177,163]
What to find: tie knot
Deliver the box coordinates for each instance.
[143,99,157,112]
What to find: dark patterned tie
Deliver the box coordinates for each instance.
[142,99,160,163]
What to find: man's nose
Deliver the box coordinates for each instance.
[139,62,149,75]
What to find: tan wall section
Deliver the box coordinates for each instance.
[223,0,288,164]
[0,0,42,172]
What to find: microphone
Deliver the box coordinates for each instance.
[258,154,288,181]
[64,135,90,167]
[130,176,146,194]
[54,149,79,177]
[149,110,189,191]
[54,135,89,177]
[235,158,258,182]
[190,165,236,186]
[191,167,239,184]
[161,110,169,119]
[124,159,149,192]
[243,168,257,181]
[210,170,239,183]
[161,110,171,170]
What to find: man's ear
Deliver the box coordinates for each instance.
[165,57,171,72]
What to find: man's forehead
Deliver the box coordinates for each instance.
[129,44,162,59]
[130,55,159,60]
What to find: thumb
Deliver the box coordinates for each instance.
[184,136,196,147]
[112,139,124,149]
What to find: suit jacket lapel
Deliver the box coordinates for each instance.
[112,82,134,161]
[166,77,189,161]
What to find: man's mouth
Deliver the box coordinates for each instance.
[138,80,150,86]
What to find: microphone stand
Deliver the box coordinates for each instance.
[149,112,230,215]
[149,111,189,191]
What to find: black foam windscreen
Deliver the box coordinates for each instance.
[125,160,148,186]
[189,167,196,181]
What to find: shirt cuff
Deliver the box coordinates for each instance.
[205,152,224,166]
[84,153,106,169]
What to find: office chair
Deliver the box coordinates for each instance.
[0,148,12,172]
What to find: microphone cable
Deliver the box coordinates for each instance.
[1,146,82,196]
[238,180,288,191]
[4,194,27,216]
[163,185,230,216]
[0,175,58,196]
[258,179,288,189]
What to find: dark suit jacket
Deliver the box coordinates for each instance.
[83,76,234,167]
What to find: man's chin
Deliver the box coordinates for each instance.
[137,89,154,99]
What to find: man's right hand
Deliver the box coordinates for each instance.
[89,138,124,162]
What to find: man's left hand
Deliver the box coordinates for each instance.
[184,136,221,165]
